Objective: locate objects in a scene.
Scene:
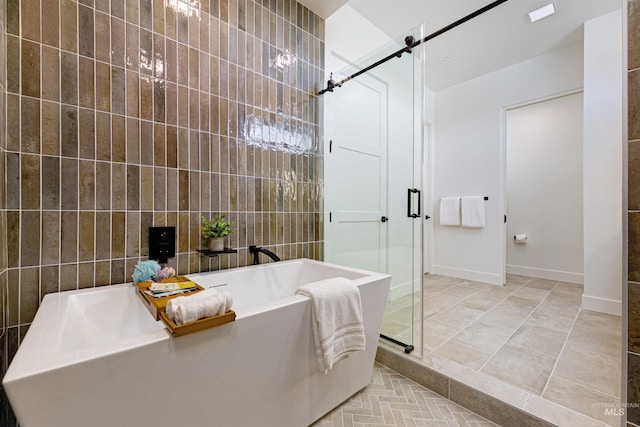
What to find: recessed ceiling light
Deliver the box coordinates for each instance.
[528,2,556,23]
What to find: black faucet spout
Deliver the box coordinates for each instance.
[249,245,281,265]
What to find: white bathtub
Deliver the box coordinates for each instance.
[3,259,391,427]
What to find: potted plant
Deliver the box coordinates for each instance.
[201,214,232,251]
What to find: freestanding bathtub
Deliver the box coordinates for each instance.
[3,259,391,427]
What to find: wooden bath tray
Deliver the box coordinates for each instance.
[159,310,236,337]
[135,277,236,337]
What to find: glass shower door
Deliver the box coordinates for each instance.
[324,25,424,355]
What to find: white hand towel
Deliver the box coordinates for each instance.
[461,196,485,228]
[296,277,365,374]
[440,197,461,226]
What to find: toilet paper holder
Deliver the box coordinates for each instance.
[514,234,528,244]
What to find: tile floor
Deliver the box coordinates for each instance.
[382,274,622,427]
[312,363,498,427]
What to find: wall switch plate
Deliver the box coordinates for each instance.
[149,227,176,264]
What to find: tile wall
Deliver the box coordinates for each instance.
[631,1,640,425]
[0,0,6,424]
[0,1,324,422]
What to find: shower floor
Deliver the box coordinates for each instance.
[383,274,622,427]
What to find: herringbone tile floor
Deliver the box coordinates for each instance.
[311,363,498,427]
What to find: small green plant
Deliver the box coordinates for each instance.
[201,214,232,239]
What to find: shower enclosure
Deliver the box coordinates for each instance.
[323,25,425,354]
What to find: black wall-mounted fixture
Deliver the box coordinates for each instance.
[317,0,509,96]
[149,227,176,264]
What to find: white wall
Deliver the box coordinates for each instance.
[506,92,584,284]
[582,10,623,315]
[432,44,584,285]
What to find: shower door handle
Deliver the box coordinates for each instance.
[407,188,421,218]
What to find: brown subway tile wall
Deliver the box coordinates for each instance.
[632,1,640,426]
[1,1,325,408]
[1,0,9,423]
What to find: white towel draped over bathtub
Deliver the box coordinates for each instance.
[439,197,461,226]
[461,196,485,228]
[296,277,366,374]
[166,287,233,325]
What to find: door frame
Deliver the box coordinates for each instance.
[500,88,584,285]
[423,121,434,275]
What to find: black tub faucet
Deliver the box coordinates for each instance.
[249,245,281,265]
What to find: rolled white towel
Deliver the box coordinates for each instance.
[166,288,234,325]
[175,294,226,325]
[218,291,233,316]
[166,287,219,320]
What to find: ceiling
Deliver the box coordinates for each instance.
[298,0,621,90]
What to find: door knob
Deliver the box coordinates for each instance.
[381,216,389,223]
[425,215,431,220]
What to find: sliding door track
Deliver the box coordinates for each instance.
[380,334,414,354]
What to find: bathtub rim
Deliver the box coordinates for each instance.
[185,258,392,319]
[3,258,391,386]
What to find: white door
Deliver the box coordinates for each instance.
[324,73,388,274]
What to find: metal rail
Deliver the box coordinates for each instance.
[318,0,510,95]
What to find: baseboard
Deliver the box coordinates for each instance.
[432,265,503,286]
[582,294,622,316]
[506,265,583,284]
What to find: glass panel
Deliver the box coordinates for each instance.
[323,25,424,354]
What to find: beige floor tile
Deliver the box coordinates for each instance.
[451,321,515,354]
[385,306,414,326]
[495,295,541,313]
[553,345,621,398]
[575,310,622,333]
[387,294,414,312]
[506,323,569,358]
[407,274,617,427]
[505,274,531,287]
[511,286,552,303]
[536,295,581,316]
[484,284,518,295]
[423,280,453,295]
[423,291,476,317]
[423,321,460,351]
[478,305,529,329]
[427,275,466,287]
[433,340,492,370]
[553,281,584,295]
[542,375,620,425]
[427,304,484,330]
[480,344,556,394]
[547,287,583,303]
[525,278,558,290]
[456,279,494,290]
[567,324,621,359]
[382,317,412,338]
[527,306,577,332]
[455,292,505,312]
